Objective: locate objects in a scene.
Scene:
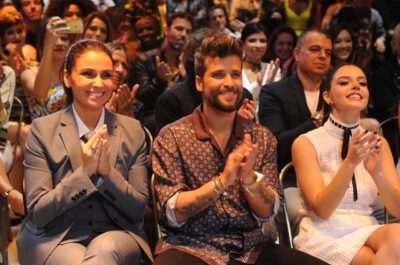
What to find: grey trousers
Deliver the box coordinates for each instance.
[45,230,142,265]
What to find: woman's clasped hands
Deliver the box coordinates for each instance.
[347,128,382,176]
[81,124,111,178]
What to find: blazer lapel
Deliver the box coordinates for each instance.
[59,106,82,171]
[291,75,311,119]
[105,110,121,167]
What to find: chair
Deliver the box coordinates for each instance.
[377,116,399,135]
[150,174,163,240]
[377,116,400,224]
[277,157,394,250]
[377,115,400,164]
[143,126,153,162]
[277,162,299,249]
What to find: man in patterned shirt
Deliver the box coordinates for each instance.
[151,33,327,265]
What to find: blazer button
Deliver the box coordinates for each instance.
[88,221,93,226]
[88,204,93,210]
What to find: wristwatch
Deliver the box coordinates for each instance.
[311,112,323,126]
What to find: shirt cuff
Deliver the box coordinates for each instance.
[251,171,280,223]
[165,192,187,227]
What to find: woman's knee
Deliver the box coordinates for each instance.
[368,224,400,252]
[84,231,141,264]
[381,224,400,245]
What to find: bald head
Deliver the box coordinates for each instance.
[296,28,331,49]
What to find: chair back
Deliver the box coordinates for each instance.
[150,174,163,240]
[277,162,295,248]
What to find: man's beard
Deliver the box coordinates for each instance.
[168,41,185,53]
[204,89,241,113]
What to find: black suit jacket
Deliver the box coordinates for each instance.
[370,55,400,161]
[259,75,318,169]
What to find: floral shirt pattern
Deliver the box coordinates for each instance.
[28,82,64,120]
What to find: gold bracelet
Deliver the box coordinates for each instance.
[215,176,227,191]
[211,178,222,195]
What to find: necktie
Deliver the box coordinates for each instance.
[341,127,358,201]
[330,117,358,201]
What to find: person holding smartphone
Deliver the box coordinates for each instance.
[21,16,71,120]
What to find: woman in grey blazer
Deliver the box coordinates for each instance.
[17,39,153,265]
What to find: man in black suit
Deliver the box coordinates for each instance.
[259,29,332,170]
[370,22,400,163]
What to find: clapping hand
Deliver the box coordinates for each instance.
[346,128,380,167]
[220,134,258,187]
[237,98,256,122]
[105,84,138,117]
[117,83,138,116]
[156,56,172,82]
[238,134,258,185]
[5,43,25,75]
[82,125,110,177]
[265,58,280,84]
[363,132,382,178]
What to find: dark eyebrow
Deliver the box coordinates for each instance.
[336,76,366,80]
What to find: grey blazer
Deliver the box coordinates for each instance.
[17,106,153,265]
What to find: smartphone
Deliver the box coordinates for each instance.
[66,20,84,34]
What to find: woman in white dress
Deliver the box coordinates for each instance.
[292,63,400,265]
[241,22,280,119]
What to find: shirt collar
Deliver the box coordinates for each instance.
[192,105,246,140]
[72,104,105,139]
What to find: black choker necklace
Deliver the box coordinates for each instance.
[329,116,359,130]
[329,116,359,201]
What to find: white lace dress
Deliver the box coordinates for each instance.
[293,117,381,265]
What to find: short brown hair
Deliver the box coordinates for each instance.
[167,11,193,28]
[194,33,243,78]
[0,5,24,40]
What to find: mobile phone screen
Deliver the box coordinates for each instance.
[66,20,84,34]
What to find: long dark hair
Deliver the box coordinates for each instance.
[83,11,113,43]
[264,25,297,62]
[45,0,96,20]
[240,22,266,43]
[328,23,357,65]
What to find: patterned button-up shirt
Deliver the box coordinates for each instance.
[151,106,281,265]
